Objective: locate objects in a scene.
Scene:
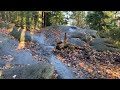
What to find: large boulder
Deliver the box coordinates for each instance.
[59,26,80,33]
[9,50,38,65]
[68,26,98,38]
[68,30,93,42]
[32,34,45,45]
[92,43,110,52]
[90,38,105,46]
[90,38,120,52]
[68,38,86,47]
[0,50,38,66]
[92,44,120,52]
[1,63,54,79]
[90,38,112,46]
[70,31,84,38]
[0,34,38,66]
[63,26,97,43]
[47,55,76,79]
[0,34,18,51]
[10,27,31,42]
[85,29,98,38]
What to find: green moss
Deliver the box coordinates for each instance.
[0,23,7,28]
[2,63,54,79]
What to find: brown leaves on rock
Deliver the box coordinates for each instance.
[4,63,13,69]
[56,55,65,62]
[79,62,84,68]
[16,41,26,50]
[54,41,120,79]
[0,55,15,62]
[0,28,10,36]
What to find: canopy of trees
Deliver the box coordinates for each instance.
[0,11,68,30]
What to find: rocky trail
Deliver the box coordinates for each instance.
[0,25,120,79]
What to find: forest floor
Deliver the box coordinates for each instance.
[1,25,120,79]
[37,26,120,79]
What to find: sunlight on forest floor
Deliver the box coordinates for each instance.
[16,41,25,50]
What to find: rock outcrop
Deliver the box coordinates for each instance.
[1,63,54,79]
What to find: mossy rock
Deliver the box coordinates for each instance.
[1,63,54,79]
[104,43,119,48]
[10,27,31,42]
[92,43,120,52]
[88,37,120,52]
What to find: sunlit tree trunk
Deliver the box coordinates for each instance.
[17,11,27,49]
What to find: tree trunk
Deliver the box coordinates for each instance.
[42,11,45,28]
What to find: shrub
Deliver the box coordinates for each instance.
[110,28,120,42]
[97,30,110,38]
[0,23,7,28]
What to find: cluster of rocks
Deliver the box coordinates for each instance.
[10,25,120,53]
[63,26,120,52]
[3,25,120,79]
[0,33,55,79]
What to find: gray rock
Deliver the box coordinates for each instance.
[69,30,93,42]
[90,38,106,46]
[67,26,97,38]
[0,59,6,68]
[10,28,31,42]
[59,26,81,33]
[43,46,55,52]
[90,38,120,52]
[68,26,80,32]
[90,37,110,46]
[68,38,86,47]
[70,31,86,38]
[59,26,97,42]
[91,44,119,52]
[92,44,109,52]
[10,51,38,65]
[0,34,38,65]
[85,29,97,38]
[1,63,54,79]
[90,38,108,51]
[47,55,76,79]
[0,34,18,51]
[69,26,80,30]
[0,50,38,65]
[32,34,45,45]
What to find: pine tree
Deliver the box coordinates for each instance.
[70,11,86,27]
